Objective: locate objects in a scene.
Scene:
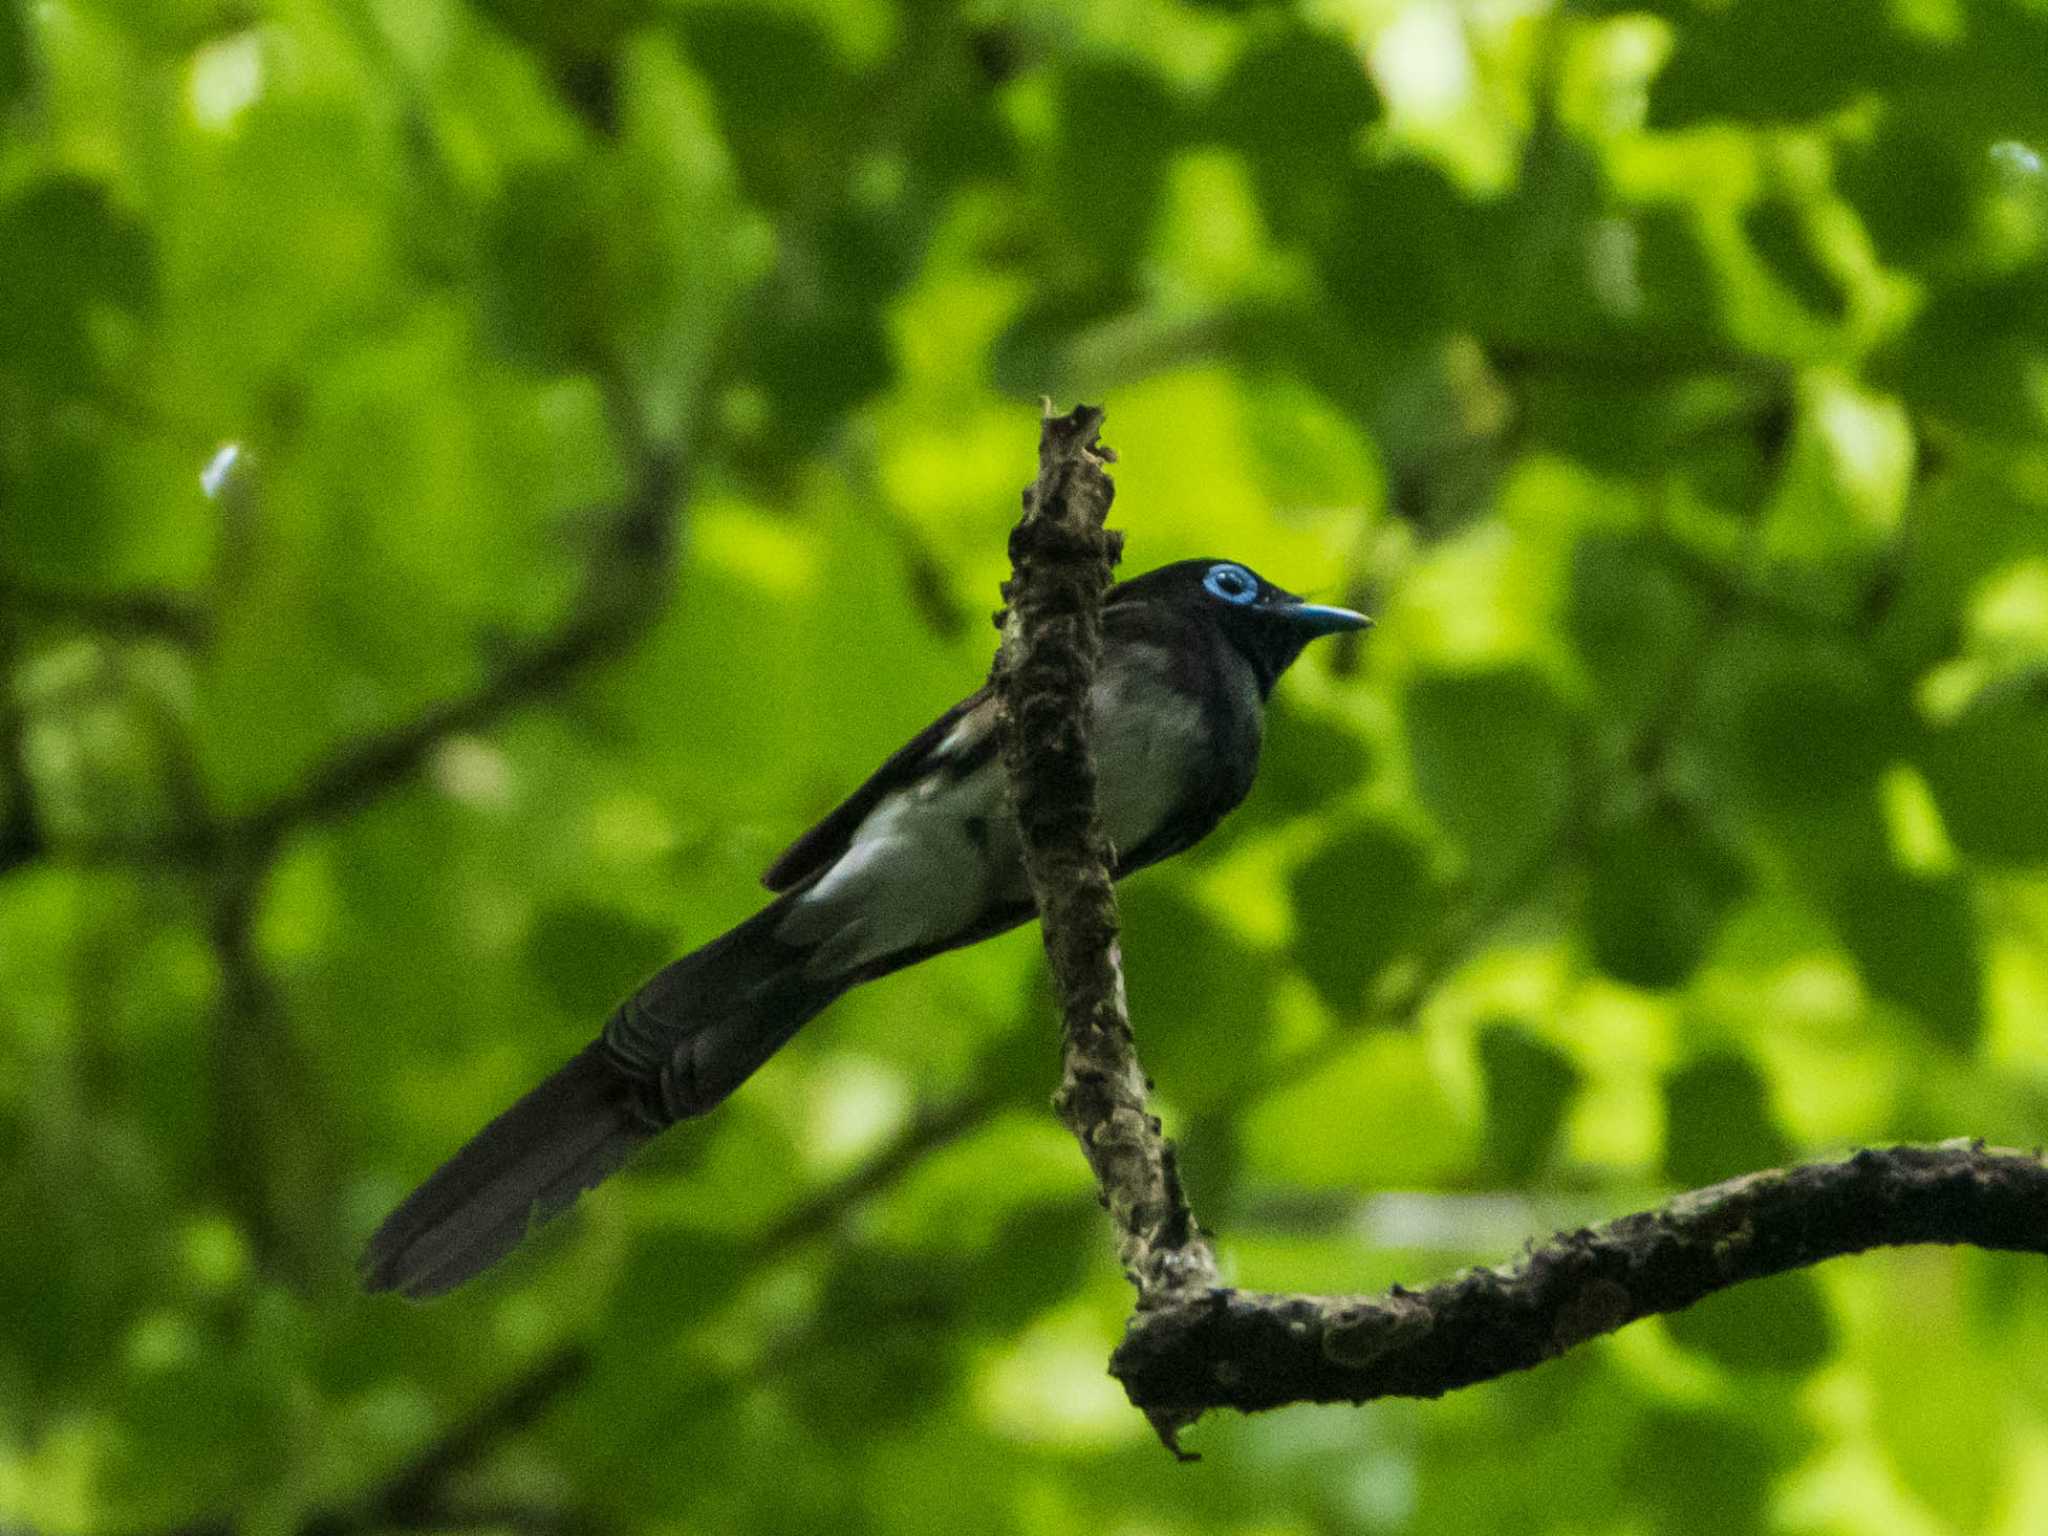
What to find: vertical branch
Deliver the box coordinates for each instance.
[208,851,340,1287]
[989,403,1220,1452]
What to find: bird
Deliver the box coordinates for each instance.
[361,557,1369,1298]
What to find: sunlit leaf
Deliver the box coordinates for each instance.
[1867,1253,2016,1532]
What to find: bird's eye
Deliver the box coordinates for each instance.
[1203,563,1258,605]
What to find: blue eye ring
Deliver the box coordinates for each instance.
[1203,562,1259,605]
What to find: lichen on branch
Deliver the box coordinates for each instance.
[1111,1142,2048,1420]
[986,409,2048,1460]
[989,404,1222,1341]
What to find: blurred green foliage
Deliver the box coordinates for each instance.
[4,0,2048,1531]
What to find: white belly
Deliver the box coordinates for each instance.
[777,650,1207,975]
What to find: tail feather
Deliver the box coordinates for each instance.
[360,1040,657,1299]
[604,897,849,1119]
[362,898,852,1299]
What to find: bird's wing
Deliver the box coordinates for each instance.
[761,684,1000,892]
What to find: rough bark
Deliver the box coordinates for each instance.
[988,406,2048,1457]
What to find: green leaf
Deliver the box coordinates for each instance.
[960,1201,1095,1332]
[1567,536,1711,722]
[984,288,1144,401]
[1754,379,1914,617]
[1317,160,1467,345]
[1208,25,1379,243]
[1629,204,1729,344]
[16,650,185,846]
[2,407,124,583]
[743,289,895,450]
[786,1245,967,1441]
[1742,197,1849,321]
[1406,665,1576,890]
[1049,59,1183,280]
[1722,644,1903,869]
[1584,801,1748,990]
[1172,1108,1242,1217]
[1233,694,1371,833]
[1837,119,1975,271]
[1919,682,2048,865]
[1662,1052,1793,1187]
[967,1004,1064,1112]
[675,6,854,213]
[1664,1269,1836,1375]
[1519,371,1739,478]
[1120,883,1279,1111]
[524,899,677,1016]
[485,162,623,373]
[1619,1408,1785,1536]
[1245,1029,1473,1189]
[1476,1021,1581,1181]
[0,174,155,399]
[1868,1253,2015,1532]
[1879,262,2048,436]
[1831,866,1985,1052]
[1903,5,2048,146]
[1649,0,1911,126]
[0,0,29,111]
[569,1355,748,1511]
[485,37,750,416]
[1286,815,1440,1015]
[599,1224,751,1359]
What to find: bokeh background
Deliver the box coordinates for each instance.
[8,0,2048,1530]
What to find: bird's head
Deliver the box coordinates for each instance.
[1109,558,1372,695]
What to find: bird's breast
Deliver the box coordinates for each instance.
[775,642,1242,978]
[1089,651,1214,860]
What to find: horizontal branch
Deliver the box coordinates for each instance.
[748,1082,1002,1257]
[0,580,212,646]
[3,442,684,878]
[233,449,683,859]
[1112,1141,2048,1420]
[164,1077,1007,1536]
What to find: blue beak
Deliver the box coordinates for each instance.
[1282,601,1373,636]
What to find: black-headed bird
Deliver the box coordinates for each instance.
[362,557,1369,1297]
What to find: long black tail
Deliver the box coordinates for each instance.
[358,1039,661,1299]
[360,899,845,1299]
